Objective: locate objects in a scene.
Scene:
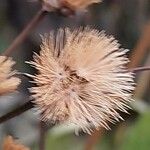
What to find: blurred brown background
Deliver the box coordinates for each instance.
[0,0,150,149]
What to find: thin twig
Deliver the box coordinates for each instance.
[2,9,47,56]
[0,101,33,124]
[39,121,47,150]
[129,66,150,73]
[134,55,150,98]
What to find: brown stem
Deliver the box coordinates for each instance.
[128,22,150,68]
[84,129,104,150]
[2,9,47,56]
[0,101,33,124]
[39,121,47,150]
[129,66,150,73]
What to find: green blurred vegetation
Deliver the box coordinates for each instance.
[43,111,150,150]
[121,112,150,150]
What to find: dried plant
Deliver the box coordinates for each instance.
[3,136,30,150]
[0,56,21,95]
[63,0,101,10]
[42,0,101,12]
[28,28,135,134]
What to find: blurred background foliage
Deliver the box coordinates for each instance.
[0,0,150,149]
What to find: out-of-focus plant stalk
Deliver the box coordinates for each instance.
[84,128,104,150]
[39,121,47,150]
[2,9,47,56]
[128,22,150,68]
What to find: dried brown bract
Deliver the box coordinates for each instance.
[62,0,101,10]
[28,28,134,134]
[42,0,101,13]
[3,136,30,150]
[0,56,21,95]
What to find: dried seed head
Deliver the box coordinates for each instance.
[3,136,30,150]
[29,28,134,134]
[62,0,101,10]
[42,0,101,12]
[42,0,60,11]
[0,56,21,95]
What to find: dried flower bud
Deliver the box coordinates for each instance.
[42,0,60,11]
[3,136,30,150]
[28,28,134,134]
[0,56,21,95]
[62,0,101,10]
[42,0,101,13]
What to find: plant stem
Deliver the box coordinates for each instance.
[128,21,150,68]
[129,66,150,73]
[0,101,33,124]
[2,9,47,56]
[39,121,47,150]
[84,128,104,150]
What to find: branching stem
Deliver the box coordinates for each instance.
[2,9,47,56]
